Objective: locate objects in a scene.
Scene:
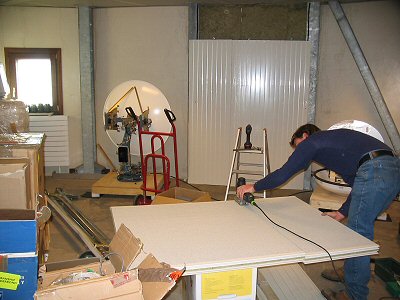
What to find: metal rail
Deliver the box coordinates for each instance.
[47,188,110,258]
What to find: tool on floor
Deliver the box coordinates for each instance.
[224,126,271,201]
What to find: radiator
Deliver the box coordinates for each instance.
[29,115,70,170]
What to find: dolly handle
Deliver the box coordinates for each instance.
[164,109,176,124]
[125,107,137,120]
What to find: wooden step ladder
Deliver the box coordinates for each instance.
[224,127,271,201]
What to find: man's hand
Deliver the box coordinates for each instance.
[322,211,345,222]
[236,184,255,199]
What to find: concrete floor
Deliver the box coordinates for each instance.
[44,173,400,299]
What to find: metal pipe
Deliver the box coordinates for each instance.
[305,2,321,190]
[307,1,320,125]
[329,1,400,154]
[51,192,109,246]
[47,196,103,258]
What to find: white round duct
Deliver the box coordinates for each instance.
[313,120,384,196]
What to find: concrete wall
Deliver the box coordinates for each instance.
[93,7,189,178]
[317,0,400,147]
[0,6,83,168]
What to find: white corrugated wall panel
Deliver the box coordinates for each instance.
[189,40,310,189]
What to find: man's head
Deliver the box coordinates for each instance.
[289,124,321,148]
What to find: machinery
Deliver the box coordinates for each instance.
[103,81,171,182]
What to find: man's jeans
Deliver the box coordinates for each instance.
[344,155,400,300]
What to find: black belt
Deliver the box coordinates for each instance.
[358,150,394,168]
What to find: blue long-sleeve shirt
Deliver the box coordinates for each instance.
[253,129,392,216]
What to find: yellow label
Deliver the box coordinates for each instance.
[202,269,253,299]
[0,272,21,290]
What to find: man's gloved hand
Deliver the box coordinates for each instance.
[322,211,345,222]
[237,184,255,200]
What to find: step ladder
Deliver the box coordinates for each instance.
[224,127,271,201]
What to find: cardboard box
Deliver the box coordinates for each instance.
[34,224,183,300]
[0,209,38,300]
[0,133,45,210]
[0,158,31,209]
[152,187,212,205]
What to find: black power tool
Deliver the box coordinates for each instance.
[244,124,253,149]
[235,177,255,206]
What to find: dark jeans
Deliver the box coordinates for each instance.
[344,155,400,300]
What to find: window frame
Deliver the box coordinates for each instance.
[4,47,63,115]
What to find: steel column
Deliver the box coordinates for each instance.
[305,2,321,190]
[79,6,96,173]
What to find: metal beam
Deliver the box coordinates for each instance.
[304,1,320,190]
[329,0,400,155]
[189,3,198,40]
[79,6,96,173]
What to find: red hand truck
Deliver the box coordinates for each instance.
[135,109,179,204]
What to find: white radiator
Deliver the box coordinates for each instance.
[29,115,70,170]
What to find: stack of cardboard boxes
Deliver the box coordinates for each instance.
[0,133,48,299]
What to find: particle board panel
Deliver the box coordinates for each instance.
[91,171,164,197]
[252,197,379,264]
[111,200,305,275]
[111,197,379,275]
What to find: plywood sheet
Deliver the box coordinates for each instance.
[111,197,378,275]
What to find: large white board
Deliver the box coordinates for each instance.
[111,197,378,275]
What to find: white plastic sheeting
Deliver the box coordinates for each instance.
[189,40,310,188]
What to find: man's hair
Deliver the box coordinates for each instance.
[289,124,321,147]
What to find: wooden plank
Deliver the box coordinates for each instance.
[258,264,325,300]
[92,171,164,197]
[309,185,346,210]
[111,197,378,275]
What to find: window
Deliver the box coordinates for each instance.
[4,48,63,114]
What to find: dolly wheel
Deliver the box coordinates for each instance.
[79,251,95,259]
[135,195,152,205]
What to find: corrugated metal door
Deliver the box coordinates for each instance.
[189,40,310,189]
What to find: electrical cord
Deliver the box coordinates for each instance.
[247,196,346,287]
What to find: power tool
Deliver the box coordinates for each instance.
[244,124,252,149]
[235,177,249,205]
[236,177,256,206]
